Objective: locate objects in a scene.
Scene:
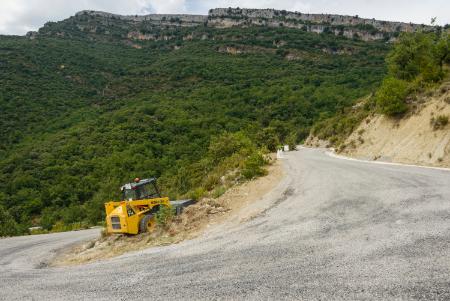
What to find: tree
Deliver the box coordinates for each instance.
[387,32,445,82]
[375,77,409,116]
[207,132,253,164]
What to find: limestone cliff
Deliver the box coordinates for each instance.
[36,8,435,42]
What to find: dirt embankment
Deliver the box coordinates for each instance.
[51,158,284,266]
[304,136,331,148]
[342,83,450,167]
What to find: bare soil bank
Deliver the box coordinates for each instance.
[343,83,450,168]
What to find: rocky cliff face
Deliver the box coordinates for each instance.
[75,10,207,26]
[207,8,432,42]
[35,8,434,42]
[209,8,431,33]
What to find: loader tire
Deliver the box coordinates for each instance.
[139,214,156,233]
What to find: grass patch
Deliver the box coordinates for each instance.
[431,115,449,130]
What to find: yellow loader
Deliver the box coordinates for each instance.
[105,178,193,234]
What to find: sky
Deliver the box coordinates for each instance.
[0,0,448,35]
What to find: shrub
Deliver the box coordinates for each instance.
[0,205,22,237]
[188,187,206,201]
[310,106,370,147]
[203,173,220,191]
[241,152,268,179]
[156,205,175,227]
[61,205,86,225]
[212,186,226,198]
[208,132,253,164]
[375,77,409,116]
[40,207,60,230]
[285,132,298,151]
[431,115,449,130]
[255,127,280,152]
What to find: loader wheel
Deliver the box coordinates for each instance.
[139,214,156,233]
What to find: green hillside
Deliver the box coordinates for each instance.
[0,12,389,235]
[310,30,449,148]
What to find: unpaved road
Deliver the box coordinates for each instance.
[1,148,450,300]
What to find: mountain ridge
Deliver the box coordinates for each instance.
[71,8,432,31]
[28,7,435,42]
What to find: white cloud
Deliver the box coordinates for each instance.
[0,0,157,35]
[146,0,188,14]
[0,0,448,35]
[0,0,28,34]
[207,0,310,12]
[192,0,448,25]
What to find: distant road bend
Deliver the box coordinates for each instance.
[1,147,450,300]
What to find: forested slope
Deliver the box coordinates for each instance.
[0,11,389,235]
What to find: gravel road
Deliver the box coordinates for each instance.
[1,147,450,300]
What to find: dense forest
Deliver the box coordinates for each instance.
[0,13,391,235]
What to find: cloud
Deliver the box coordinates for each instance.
[0,0,157,35]
[0,0,448,35]
[207,0,310,12]
[145,0,188,14]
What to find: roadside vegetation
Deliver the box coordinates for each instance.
[311,29,450,147]
[430,114,449,130]
[0,205,23,236]
[0,16,388,236]
[51,159,283,266]
[376,31,449,116]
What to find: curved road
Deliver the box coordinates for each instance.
[1,148,450,300]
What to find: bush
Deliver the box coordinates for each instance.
[188,187,206,201]
[284,132,298,151]
[61,205,86,225]
[155,205,175,227]
[241,152,268,179]
[0,205,22,237]
[40,207,60,230]
[431,115,449,130]
[208,132,253,164]
[255,127,280,152]
[375,77,409,116]
[212,186,226,198]
[310,105,370,147]
[203,173,220,191]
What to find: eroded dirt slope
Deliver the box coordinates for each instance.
[343,83,450,167]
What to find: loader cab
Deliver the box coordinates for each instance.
[121,178,161,201]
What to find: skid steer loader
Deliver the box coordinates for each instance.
[105,178,194,234]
